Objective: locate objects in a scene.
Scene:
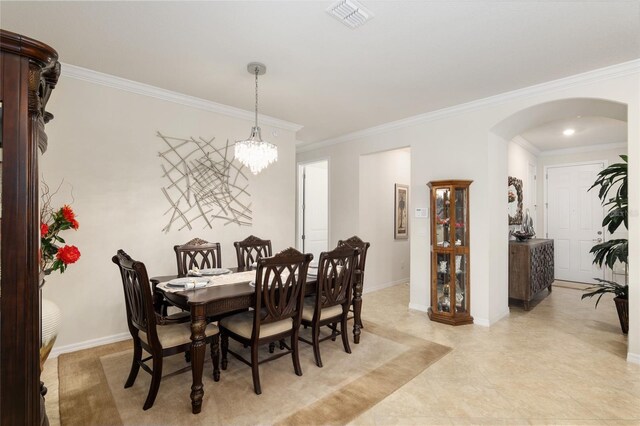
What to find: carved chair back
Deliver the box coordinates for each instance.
[174,238,222,277]
[112,249,160,346]
[253,248,313,336]
[314,246,359,315]
[337,236,371,284]
[234,235,273,269]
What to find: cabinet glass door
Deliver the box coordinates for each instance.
[435,188,451,247]
[454,187,467,247]
[436,252,451,313]
[454,254,468,313]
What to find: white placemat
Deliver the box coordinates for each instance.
[158,270,256,293]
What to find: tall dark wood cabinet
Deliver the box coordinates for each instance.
[1,30,60,425]
[508,239,554,310]
[427,180,473,325]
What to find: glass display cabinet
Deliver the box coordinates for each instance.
[427,180,473,325]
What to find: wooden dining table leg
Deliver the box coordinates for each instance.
[189,305,207,414]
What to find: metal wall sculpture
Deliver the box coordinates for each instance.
[157,132,252,232]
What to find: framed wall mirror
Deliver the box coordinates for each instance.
[508,176,523,225]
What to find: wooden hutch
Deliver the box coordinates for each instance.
[1,30,60,424]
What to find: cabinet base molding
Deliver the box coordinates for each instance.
[428,308,474,326]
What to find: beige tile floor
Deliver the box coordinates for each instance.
[350,283,640,426]
[43,282,640,425]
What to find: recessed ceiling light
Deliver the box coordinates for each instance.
[326,0,373,29]
[563,128,575,136]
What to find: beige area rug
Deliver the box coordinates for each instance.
[59,323,451,425]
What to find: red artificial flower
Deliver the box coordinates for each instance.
[70,218,79,230]
[41,222,49,236]
[56,245,81,265]
[62,205,75,223]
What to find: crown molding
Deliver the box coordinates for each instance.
[538,142,627,157]
[61,63,304,133]
[511,135,541,156]
[297,59,640,153]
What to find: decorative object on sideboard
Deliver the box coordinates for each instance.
[511,208,535,241]
[394,184,409,239]
[157,132,252,232]
[235,62,278,175]
[508,176,523,225]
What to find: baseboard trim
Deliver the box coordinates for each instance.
[49,332,131,359]
[408,302,429,312]
[364,278,408,294]
[474,317,490,327]
[490,308,511,325]
[627,352,640,365]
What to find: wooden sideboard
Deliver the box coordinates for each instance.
[508,239,554,310]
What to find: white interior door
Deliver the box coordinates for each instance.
[546,163,605,284]
[298,160,328,261]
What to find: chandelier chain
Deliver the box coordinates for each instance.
[254,66,259,127]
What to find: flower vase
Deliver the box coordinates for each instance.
[40,297,61,370]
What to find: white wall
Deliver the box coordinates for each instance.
[358,148,411,292]
[297,65,639,359]
[42,74,298,350]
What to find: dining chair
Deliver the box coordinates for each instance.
[233,235,272,269]
[112,249,220,410]
[219,247,313,395]
[299,245,358,367]
[151,238,223,317]
[174,237,222,277]
[337,236,371,344]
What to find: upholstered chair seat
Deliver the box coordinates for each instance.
[219,311,292,339]
[301,297,343,322]
[140,322,219,349]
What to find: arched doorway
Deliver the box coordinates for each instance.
[490,97,629,343]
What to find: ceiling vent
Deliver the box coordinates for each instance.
[326,0,373,29]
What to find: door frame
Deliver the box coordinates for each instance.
[296,158,331,253]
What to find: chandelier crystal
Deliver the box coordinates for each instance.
[235,63,278,175]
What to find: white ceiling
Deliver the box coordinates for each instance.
[1,1,639,144]
[519,116,627,152]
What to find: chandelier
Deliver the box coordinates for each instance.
[235,62,278,175]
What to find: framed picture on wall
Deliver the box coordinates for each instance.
[394,184,409,239]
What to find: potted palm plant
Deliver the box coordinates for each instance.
[582,155,628,333]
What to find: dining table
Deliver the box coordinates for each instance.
[151,267,321,414]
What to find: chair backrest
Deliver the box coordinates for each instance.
[253,248,313,335]
[337,236,371,284]
[174,238,222,277]
[234,235,272,269]
[314,245,359,314]
[112,249,159,345]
